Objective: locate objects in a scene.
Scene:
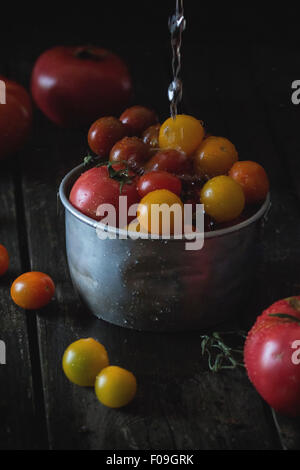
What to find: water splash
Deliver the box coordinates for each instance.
[168,0,186,119]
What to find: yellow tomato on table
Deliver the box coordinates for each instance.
[95,366,137,408]
[62,338,109,387]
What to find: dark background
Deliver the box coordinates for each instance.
[1,3,300,59]
[1,1,300,451]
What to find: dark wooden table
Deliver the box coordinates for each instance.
[1,42,300,450]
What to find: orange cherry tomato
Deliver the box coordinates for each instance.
[229,160,270,204]
[137,189,183,235]
[194,136,238,178]
[95,366,137,408]
[159,114,204,156]
[200,175,245,223]
[0,244,9,276]
[62,338,109,387]
[11,271,55,309]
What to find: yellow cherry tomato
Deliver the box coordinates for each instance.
[0,244,9,276]
[194,136,238,178]
[159,114,204,156]
[62,338,109,387]
[95,366,137,408]
[137,189,183,235]
[200,175,245,223]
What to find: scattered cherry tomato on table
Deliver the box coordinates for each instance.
[88,117,127,157]
[0,244,9,276]
[11,271,55,309]
[159,114,204,156]
[137,171,182,198]
[120,105,158,136]
[194,136,238,178]
[63,338,109,387]
[0,76,32,160]
[200,175,245,223]
[95,366,137,408]
[245,296,300,416]
[31,46,133,127]
[229,160,270,204]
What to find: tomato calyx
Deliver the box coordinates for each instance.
[285,297,300,311]
[200,331,246,373]
[74,46,109,61]
[268,313,300,324]
[99,160,134,194]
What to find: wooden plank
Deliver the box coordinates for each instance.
[250,45,300,450]
[0,52,48,448]
[16,44,279,449]
[0,157,47,449]
[204,43,300,449]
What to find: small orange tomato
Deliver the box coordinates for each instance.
[229,161,270,204]
[200,175,245,223]
[194,136,238,178]
[0,244,9,276]
[137,189,183,235]
[11,271,55,309]
[159,115,204,156]
[95,366,137,408]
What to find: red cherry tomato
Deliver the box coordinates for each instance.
[31,46,133,127]
[145,149,192,176]
[137,171,182,198]
[229,161,269,204]
[109,137,150,172]
[244,296,300,417]
[69,165,140,225]
[0,244,9,276]
[0,76,32,159]
[120,105,158,136]
[88,117,127,157]
[11,272,55,310]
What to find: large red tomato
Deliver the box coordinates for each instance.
[69,165,140,226]
[0,76,32,159]
[244,296,300,416]
[31,46,133,127]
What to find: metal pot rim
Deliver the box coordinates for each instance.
[59,162,271,240]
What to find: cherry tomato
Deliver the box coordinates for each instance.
[194,136,238,178]
[159,114,204,156]
[137,171,182,198]
[200,175,245,223]
[0,76,32,159]
[229,160,270,204]
[69,165,140,225]
[120,105,158,136]
[63,338,109,387]
[31,46,133,127]
[0,244,9,276]
[145,149,192,176]
[11,272,55,309]
[95,366,137,408]
[137,189,183,235]
[109,136,150,173]
[142,123,160,148]
[88,117,127,157]
[245,296,300,416]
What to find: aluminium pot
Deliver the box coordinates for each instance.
[59,163,270,331]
